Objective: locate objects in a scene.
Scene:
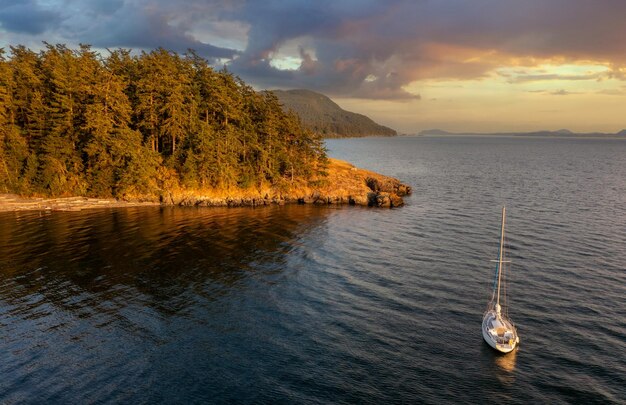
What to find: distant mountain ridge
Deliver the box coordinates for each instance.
[419,128,626,137]
[273,89,397,138]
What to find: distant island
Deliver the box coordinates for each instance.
[0,44,409,209]
[419,128,626,137]
[273,89,397,138]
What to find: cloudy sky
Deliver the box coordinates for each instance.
[1,0,625,133]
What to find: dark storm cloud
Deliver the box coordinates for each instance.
[226,0,421,98]
[59,1,241,61]
[223,0,626,98]
[0,0,62,34]
[1,0,626,99]
[83,0,124,15]
[78,2,240,61]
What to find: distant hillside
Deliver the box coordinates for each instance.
[419,128,626,137]
[272,89,397,138]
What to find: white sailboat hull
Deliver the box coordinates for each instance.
[482,310,519,354]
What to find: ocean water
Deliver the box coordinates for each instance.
[0,135,624,403]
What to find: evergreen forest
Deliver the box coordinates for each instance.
[0,44,326,198]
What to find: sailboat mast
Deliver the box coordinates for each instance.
[496,206,506,308]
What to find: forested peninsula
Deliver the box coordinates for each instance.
[0,44,409,210]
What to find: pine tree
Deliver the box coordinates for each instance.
[0,49,20,192]
[37,44,88,195]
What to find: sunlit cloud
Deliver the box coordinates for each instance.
[550,89,579,96]
[525,89,582,96]
[270,55,302,71]
[498,63,612,84]
[596,88,626,96]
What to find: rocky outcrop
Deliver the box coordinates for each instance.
[364,176,411,207]
[0,159,411,211]
[152,158,410,209]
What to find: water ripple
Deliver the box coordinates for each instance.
[0,137,625,403]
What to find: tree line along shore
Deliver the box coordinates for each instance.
[0,44,410,210]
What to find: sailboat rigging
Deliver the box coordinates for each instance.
[482,206,519,353]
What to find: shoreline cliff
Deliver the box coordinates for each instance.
[0,159,411,212]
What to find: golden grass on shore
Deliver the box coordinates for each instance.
[0,159,411,212]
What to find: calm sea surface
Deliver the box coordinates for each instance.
[1,136,625,404]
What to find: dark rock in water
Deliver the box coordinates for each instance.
[390,194,404,207]
[368,192,390,207]
[396,184,411,195]
[364,174,409,207]
[365,177,381,192]
[367,192,377,207]
[376,192,392,208]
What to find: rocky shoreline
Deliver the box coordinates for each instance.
[0,159,411,212]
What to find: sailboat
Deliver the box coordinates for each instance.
[482,206,519,354]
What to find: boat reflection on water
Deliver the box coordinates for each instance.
[494,348,518,385]
[495,347,517,372]
[479,341,518,386]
